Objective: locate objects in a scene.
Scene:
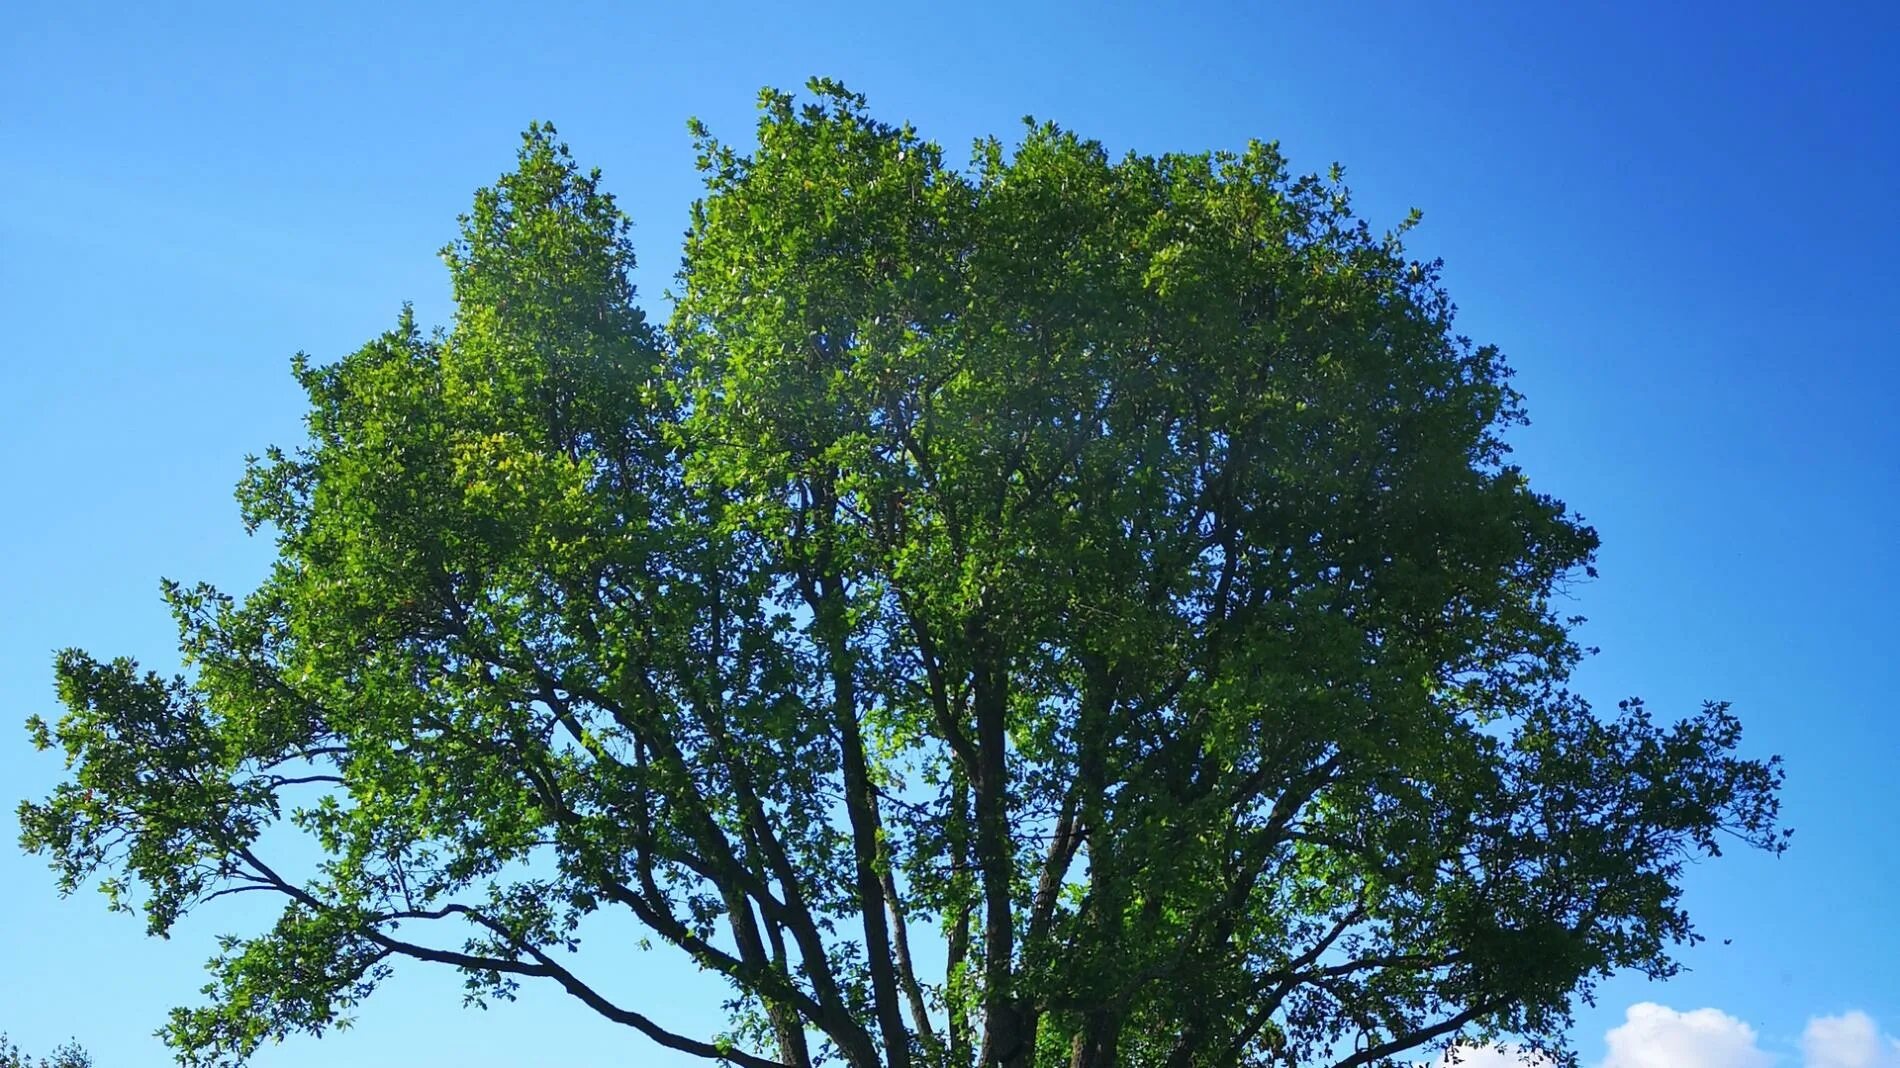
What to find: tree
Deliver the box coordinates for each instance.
[18,83,1786,1068]
[0,1035,94,1068]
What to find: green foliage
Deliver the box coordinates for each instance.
[19,86,1786,1068]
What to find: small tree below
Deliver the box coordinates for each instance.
[0,1035,93,1068]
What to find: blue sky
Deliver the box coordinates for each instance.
[2,2,1896,1065]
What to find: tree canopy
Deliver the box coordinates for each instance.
[19,82,1786,1068]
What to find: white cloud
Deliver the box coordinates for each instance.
[1434,1005,1900,1068]
[1803,1012,1900,1068]
[1599,1003,1775,1068]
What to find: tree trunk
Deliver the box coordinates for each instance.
[980,999,1039,1068]
[1069,1010,1122,1068]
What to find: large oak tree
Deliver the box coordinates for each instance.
[20,83,1785,1068]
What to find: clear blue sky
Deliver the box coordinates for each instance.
[3,3,1895,1065]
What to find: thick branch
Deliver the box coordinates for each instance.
[231,849,788,1068]
[1328,998,1508,1068]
